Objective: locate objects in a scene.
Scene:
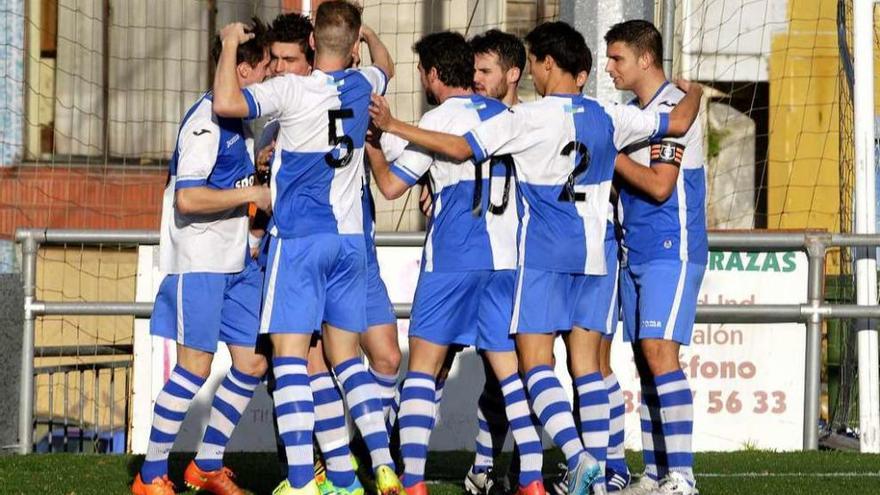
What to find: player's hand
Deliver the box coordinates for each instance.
[256,141,274,176]
[418,185,433,217]
[220,22,254,46]
[366,122,382,146]
[369,94,393,131]
[675,78,702,96]
[250,185,272,213]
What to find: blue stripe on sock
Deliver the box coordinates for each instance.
[315,415,347,431]
[220,377,255,397]
[202,426,229,445]
[276,400,315,416]
[172,365,207,386]
[277,373,310,390]
[659,389,693,407]
[664,420,693,436]
[154,404,186,422]
[230,366,262,385]
[212,397,242,423]
[653,369,686,387]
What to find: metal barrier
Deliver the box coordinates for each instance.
[13,228,880,454]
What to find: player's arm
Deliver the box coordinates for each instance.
[212,22,255,118]
[361,25,394,81]
[614,142,683,202]
[370,95,473,162]
[665,80,702,137]
[176,186,271,215]
[365,137,410,200]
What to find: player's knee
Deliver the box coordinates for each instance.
[235,354,269,379]
[641,341,681,377]
[370,346,401,375]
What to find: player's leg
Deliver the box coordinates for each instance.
[465,352,510,495]
[514,268,598,495]
[635,260,705,494]
[308,336,361,495]
[360,260,402,422]
[321,236,401,494]
[261,235,328,494]
[188,260,268,494]
[134,273,223,495]
[600,337,630,491]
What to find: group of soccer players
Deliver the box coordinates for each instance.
[133,2,707,495]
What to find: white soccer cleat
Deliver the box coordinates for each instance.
[464,466,496,495]
[618,474,658,495]
[648,473,697,495]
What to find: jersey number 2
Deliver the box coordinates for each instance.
[558,141,589,202]
[325,109,355,168]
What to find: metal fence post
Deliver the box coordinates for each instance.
[803,235,828,450]
[18,233,37,454]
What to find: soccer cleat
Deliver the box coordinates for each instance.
[131,473,175,495]
[648,473,697,495]
[566,454,601,495]
[619,475,658,495]
[317,475,366,495]
[606,468,631,492]
[273,479,321,495]
[403,480,427,495]
[517,480,547,495]
[375,465,407,495]
[463,466,495,495]
[183,461,245,495]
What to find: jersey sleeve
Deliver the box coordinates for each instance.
[602,101,669,150]
[463,106,533,163]
[358,66,389,95]
[174,112,220,189]
[380,132,409,163]
[389,112,438,186]
[241,75,301,120]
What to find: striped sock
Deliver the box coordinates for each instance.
[334,357,394,470]
[473,373,509,472]
[524,365,589,471]
[273,356,315,488]
[640,379,665,481]
[604,373,628,476]
[310,372,356,488]
[575,372,609,488]
[500,373,543,487]
[194,367,261,472]
[141,365,206,482]
[369,366,399,422]
[655,369,694,485]
[386,383,401,432]
[398,371,436,488]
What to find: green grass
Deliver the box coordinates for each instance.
[0,450,878,494]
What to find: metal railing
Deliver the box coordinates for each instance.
[13,228,880,454]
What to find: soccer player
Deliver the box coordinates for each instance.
[461,28,528,495]
[605,20,707,495]
[132,20,272,495]
[211,2,403,495]
[365,31,544,495]
[369,21,702,495]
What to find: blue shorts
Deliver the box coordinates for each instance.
[366,257,396,327]
[261,234,367,334]
[510,268,579,334]
[150,259,263,353]
[409,270,516,352]
[572,237,619,338]
[620,260,706,345]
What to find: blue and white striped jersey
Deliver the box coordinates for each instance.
[159,93,255,274]
[619,82,708,265]
[242,66,388,238]
[390,95,519,272]
[465,94,668,275]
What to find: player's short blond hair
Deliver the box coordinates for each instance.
[314,0,362,59]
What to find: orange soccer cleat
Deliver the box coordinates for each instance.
[516,480,547,495]
[183,460,246,495]
[131,473,175,495]
[402,480,426,495]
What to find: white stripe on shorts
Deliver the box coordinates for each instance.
[663,262,687,341]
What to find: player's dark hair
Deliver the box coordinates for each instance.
[211,17,268,68]
[469,29,526,76]
[414,31,474,90]
[524,21,591,77]
[604,19,663,69]
[268,12,314,65]
[314,0,362,58]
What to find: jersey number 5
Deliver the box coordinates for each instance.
[325,109,355,168]
[558,141,590,202]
